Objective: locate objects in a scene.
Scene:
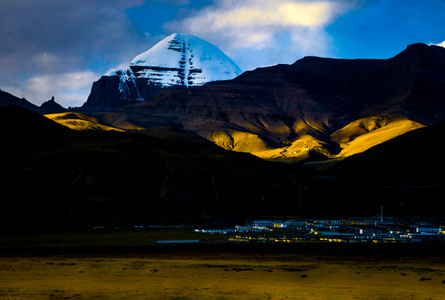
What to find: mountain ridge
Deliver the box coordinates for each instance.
[88,43,445,164]
[0,90,67,114]
[3,43,443,166]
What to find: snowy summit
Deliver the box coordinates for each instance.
[83,33,244,111]
[129,33,243,87]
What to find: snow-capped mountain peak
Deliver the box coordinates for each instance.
[130,33,243,87]
[83,33,243,111]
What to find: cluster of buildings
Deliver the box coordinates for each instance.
[196,216,445,244]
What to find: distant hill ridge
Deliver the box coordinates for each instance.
[0,90,66,114]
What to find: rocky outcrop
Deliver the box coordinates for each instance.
[39,97,67,114]
[81,74,144,112]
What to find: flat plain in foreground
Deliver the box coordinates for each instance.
[1,241,445,299]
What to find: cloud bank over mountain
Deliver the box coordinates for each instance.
[0,0,150,107]
[164,0,358,70]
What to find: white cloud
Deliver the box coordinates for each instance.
[279,2,332,26]
[31,52,61,71]
[164,0,357,69]
[204,1,334,29]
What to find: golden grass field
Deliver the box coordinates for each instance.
[1,239,445,299]
[45,113,125,132]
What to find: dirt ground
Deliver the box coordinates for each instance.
[1,246,445,300]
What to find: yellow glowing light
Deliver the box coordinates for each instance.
[279,2,331,26]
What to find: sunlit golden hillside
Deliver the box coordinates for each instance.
[46,112,124,132]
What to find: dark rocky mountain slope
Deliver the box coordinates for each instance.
[89,43,445,163]
[3,105,439,233]
[328,119,445,216]
[329,119,445,186]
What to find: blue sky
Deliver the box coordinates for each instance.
[326,0,445,59]
[1,0,444,108]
